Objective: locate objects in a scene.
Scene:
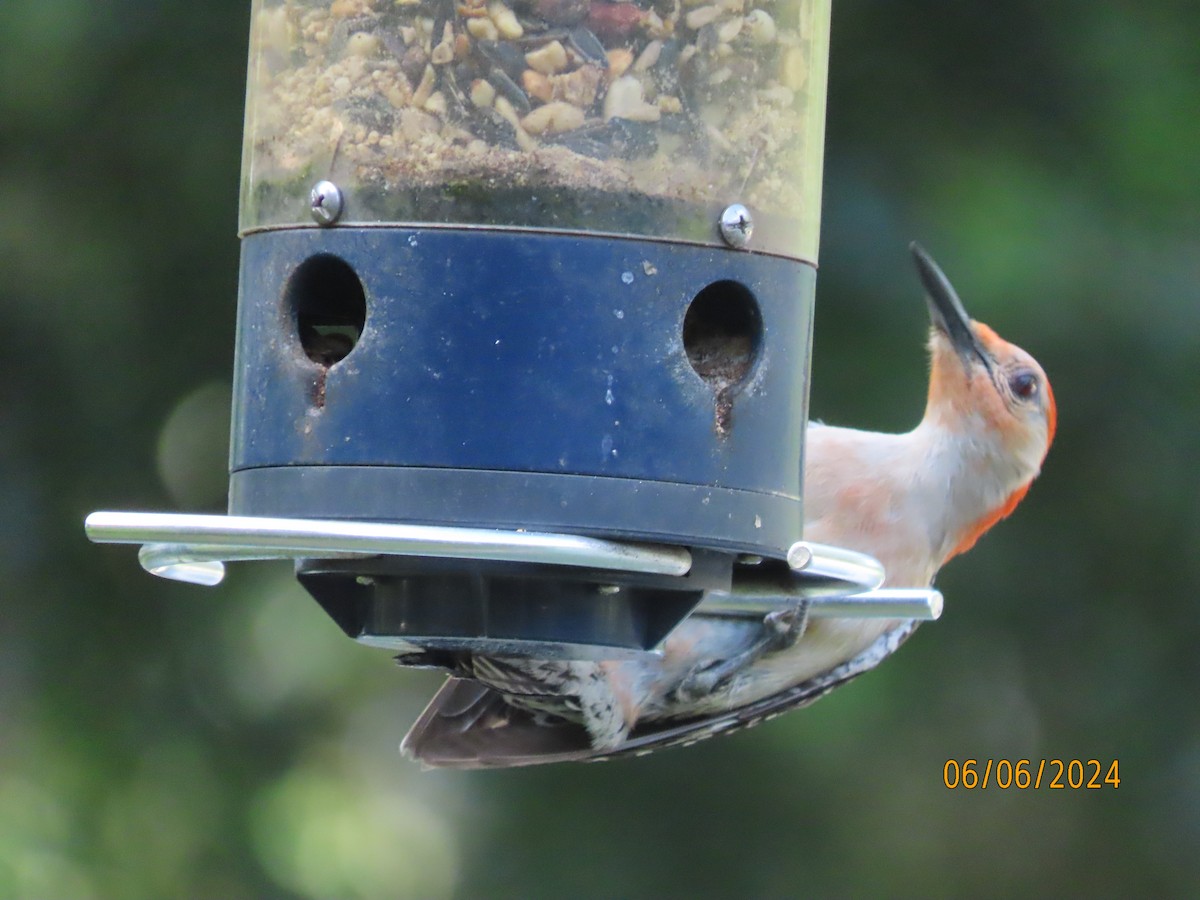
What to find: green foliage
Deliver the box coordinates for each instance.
[2,0,1198,896]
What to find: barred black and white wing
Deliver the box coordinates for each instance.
[401,620,919,769]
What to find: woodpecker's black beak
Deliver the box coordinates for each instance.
[910,242,990,369]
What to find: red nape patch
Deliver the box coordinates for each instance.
[945,482,1031,562]
[1043,377,1058,451]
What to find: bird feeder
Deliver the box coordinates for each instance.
[86,0,940,661]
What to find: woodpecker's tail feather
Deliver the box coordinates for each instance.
[400,677,597,769]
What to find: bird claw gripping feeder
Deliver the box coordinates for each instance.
[86,0,940,664]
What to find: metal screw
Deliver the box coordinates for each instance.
[736,553,764,566]
[310,180,343,226]
[719,203,754,249]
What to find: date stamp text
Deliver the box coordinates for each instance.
[943,758,1120,790]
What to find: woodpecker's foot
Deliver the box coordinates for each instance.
[762,600,810,651]
[675,657,739,702]
[674,602,810,702]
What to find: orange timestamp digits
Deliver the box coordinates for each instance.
[943,758,1120,790]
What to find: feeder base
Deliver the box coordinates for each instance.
[84,511,941,659]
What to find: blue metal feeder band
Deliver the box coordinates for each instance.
[229,227,814,557]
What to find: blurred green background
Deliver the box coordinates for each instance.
[3,0,1198,896]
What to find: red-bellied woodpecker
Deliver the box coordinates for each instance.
[401,243,1057,768]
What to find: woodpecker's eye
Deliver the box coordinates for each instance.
[1009,370,1039,400]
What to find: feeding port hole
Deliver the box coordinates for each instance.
[286,254,367,367]
[682,280,762,432]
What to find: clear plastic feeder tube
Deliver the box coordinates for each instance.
[240,0,830,259]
